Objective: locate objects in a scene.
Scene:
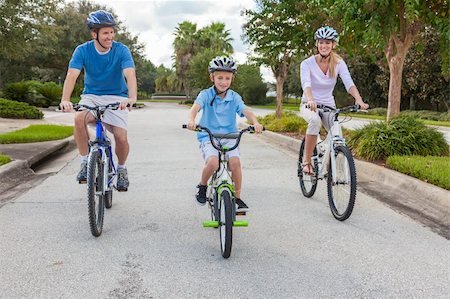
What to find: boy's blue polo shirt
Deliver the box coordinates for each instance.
[69,40,135,97]
[195,86,247,143]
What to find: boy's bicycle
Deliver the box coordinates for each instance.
[183,124,258,258]
[297,104,366,221]
[74,102,120,237]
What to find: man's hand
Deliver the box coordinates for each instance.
[253,122,264,134]
[187,120,196,130]
[60,100,73,112]
[119,98,136,110]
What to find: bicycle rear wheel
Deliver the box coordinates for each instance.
[87,149,105,236]
[298,139,318,197]
[327,145,356,221]
[219,189,233,258]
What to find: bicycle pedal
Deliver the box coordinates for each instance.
[117,188,128,192]
[78,180,87,184]
[236,211,246,216]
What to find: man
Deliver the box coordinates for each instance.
[60,10,137,191]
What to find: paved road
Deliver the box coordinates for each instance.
[1,103,449,298]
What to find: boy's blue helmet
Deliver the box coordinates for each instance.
[86,10,116,31]
[314,26,339,42]
[208,56,237,74]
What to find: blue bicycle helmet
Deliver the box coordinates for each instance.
[86,10,116,31]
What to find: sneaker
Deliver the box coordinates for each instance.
[196,184,207,205]
[116,168,129,191]
[76,162,87,184]
[235,198,249,212]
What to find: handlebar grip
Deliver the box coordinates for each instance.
[182,124,187,129]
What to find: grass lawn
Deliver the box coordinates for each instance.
[386,155,450,190]
[0,154,11,166]
[0,124,73,144]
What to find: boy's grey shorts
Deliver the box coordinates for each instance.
[79,94,128,131]
[199,140,240,162]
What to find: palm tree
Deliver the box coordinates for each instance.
[198,22,233,54]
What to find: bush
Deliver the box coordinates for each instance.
[35,82,62,106]
[348,115,449,161]
[367,107,387,116]
[257,111,307,133]
[0,98,43,119]
[2,81,34,103]
[400,110,450,122]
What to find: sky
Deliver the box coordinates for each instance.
[72,0,275,82]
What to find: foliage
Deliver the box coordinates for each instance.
[232,64,268,105]
[386,155,450,190]
[348,115,449,161]
[2,81,35,103]
[35,82,62,106]
[0,98,43,119]
[186,48,221,93]
[0,154,11,166]
[155,65,183,93]
[0,124,73,144]
[257,111,307,133]
[243,0,325,117]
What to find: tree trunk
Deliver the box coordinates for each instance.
[275,76,285,118]
[386,54,406,120]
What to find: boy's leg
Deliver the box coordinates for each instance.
[228,157,248,212]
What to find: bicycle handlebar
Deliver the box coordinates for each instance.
[310,104,368,114]
[73,102,122,111]
[182,124,264,153]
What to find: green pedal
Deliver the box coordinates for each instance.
[233,221,248,227]
[203,221,219,228]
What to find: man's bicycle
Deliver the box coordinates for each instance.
[183,125,257,258]
[297,104,366,221]
[74,102,120,236]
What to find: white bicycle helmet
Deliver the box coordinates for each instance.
[314,26,339,42]
[208,56,237,74]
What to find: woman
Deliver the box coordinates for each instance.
[299,26,369,175]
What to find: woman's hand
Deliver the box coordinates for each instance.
[356,101,369,110]
[307,98,317,112]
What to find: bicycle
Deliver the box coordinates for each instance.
[297,104,366,221]
[183,124,258,258]
[74,102,120,237]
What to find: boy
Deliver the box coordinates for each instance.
[187,56,263,212]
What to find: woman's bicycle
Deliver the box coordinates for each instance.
[183,124,257,258]
[297,104,366,221]
[74,102,120,236]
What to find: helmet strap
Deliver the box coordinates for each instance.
[210,86,228,106]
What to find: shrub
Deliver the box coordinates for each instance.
[348,115,449,161]
[257,111,307,133]
[0,98,43,119]
[35,82,62,106]
[2,81,34,103]
[367,107,387,116]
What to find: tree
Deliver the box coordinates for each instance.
[334,0,449,120]
[242,0,325,117]
[232,64,268,105]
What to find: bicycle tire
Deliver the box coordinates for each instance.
[327,145,356,221]
[219,189,233,258]
[298,139,319,198]
[87,149,105,236]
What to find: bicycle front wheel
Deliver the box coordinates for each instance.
[219,189,233,258]
[327,146,356,221]
[87,149,105,236]
[298,139,318,198]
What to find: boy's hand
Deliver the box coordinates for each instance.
[254,123,264,134]
[187,120,196,130]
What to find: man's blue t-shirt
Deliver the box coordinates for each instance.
[69,40,135,97]
[195,86,247,142]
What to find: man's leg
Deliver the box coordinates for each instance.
[112,126,130,191]
[74,111,95,183]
